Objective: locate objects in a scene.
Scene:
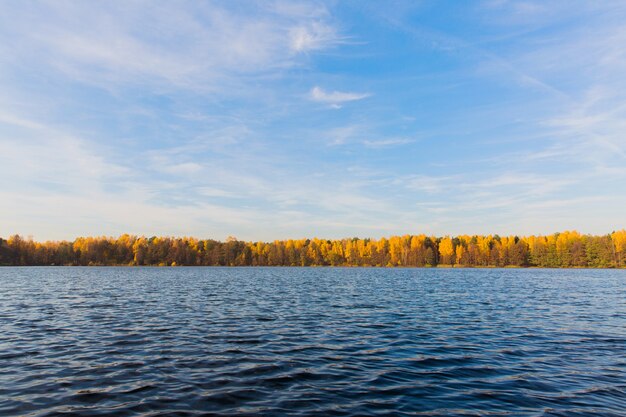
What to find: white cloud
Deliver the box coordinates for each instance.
[363,138,413,148]
[160,162,204,176]
[309,86,370,107]
[0,2,341,92]
[402,175,453,194]
[326,125,360,145]
[289,22,338,52]
[3,1,626,240]
[0,110,128,191]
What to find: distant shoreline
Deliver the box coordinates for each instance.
[1,265,624,270]
[2,231,625,269]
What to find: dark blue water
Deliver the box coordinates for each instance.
[1,267,625,416]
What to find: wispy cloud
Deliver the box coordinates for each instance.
[325,125,361,145]
[159,162,205,176]
[0,110,128,190]
[363,138,413,148]
[309,86,370,108]
[290,23,338,52]
[2,1,626,240]
[0,2,341,92]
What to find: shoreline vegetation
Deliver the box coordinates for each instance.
[1,231,625,268]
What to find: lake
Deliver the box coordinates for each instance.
[1,267,625,416]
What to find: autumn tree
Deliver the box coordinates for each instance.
[438,237,455,266]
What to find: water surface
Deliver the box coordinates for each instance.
[1,267,625,416]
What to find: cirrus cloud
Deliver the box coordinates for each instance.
[309,86,371,108]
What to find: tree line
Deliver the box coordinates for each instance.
[1,230,625,268]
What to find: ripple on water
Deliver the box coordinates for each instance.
[0,267,625,416]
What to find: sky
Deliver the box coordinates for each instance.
[1,0,626,241]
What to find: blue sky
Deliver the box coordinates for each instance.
[1,1,625,241]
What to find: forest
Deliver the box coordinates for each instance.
[1,230,625,268]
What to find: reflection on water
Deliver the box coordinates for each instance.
[1,267,625,416]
